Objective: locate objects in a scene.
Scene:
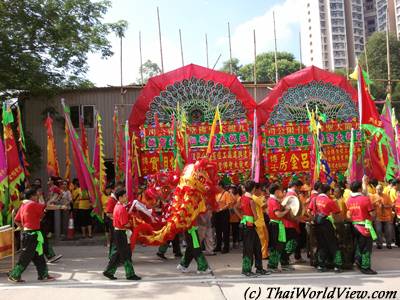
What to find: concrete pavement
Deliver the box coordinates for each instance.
[0,243,400,300]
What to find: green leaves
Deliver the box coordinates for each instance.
[219,52,303,82]
[0,0,127,98]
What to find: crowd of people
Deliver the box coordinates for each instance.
[6,173,400,282]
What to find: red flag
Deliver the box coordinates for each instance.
[44,116,60,177]
[358,65,382,128]
[79,116,90,162]
[113,107,124,182]
[2,104,24,193]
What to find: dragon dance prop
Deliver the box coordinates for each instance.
[131,158,219,247]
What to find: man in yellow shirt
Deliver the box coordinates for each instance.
[383,179,398,203]
[252,183,268,259]
[214,184,234,253]
[373,185,394,249]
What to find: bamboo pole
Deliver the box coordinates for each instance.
[253,29,257,101]
[299,31,303,70]
[157,7,164,73]
[228,22,233,74]
[205,34,209,68]
[212,54,222,70]
[273,11,279,83]
[139,31,144,86]
[386,19,392,95]
[179,29,184,67]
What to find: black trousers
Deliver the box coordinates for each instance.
[15,232,47,278]
[315,219,340,267]
[295,222,307,259]
[242,226,262,272]
[231,222,240,244]
[215,209,230,251]
[353,227,373,269]
[395,218,400,246]
[181,229,208,271]
[281,228,298,266]
[105,230,132,271]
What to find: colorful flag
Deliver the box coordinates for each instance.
[113,107,124,182]
[93,111,106,193]
[357,65,396,180]
[381,95,399,168]
[251,110,260,182]
[3,103,25,193]
[64,121,71,180]
[62,100,102,218]
[79,115,90,162]
[125,121,134,203]
[0,138,8,224]
[44,115,60,177]
[15,105,29,177]
[206,105,223,156]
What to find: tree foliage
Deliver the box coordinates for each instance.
[0,0,127,98]
[359,31,400,101]
[219,58,242,76]
[137,60,162,84]
[219,52,302,83]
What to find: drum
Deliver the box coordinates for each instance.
[336,221,355,270]
[282,195,302,217]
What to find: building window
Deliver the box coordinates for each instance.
[70,105,95,128]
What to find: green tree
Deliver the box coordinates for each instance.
[359,31,400,101]
[239,52,303,83]
[219,58,242,76]
[0,0,127,99]
[137,60,162,84]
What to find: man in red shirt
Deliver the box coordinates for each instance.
[240,180,271,276]
[281,180,303,271]
[346,181,377,275]
[309,183,342,272]
[267,183,290,271]
[103,188,141,280]
[8,188,55,283]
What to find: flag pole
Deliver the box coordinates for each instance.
[157,6,164,73]
[139,31,144,86]
[205,34,209,68]
[273,11,279,83]
[228,22,233,74]
[253,30,257,101]
[299,31,303,70]
[386,17,392,96]
[179,29,184,67]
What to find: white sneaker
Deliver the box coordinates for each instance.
[197,268,212,275]
[177,264,189,273]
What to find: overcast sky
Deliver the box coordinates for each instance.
[86,0,302,87]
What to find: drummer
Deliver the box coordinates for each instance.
[309,183,342,273]
[281,180,303,271]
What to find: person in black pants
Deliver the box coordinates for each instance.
[214,184,231,253]
[103,188,141,280]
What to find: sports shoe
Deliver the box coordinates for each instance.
[204,251,216,256]
[387,244,392,249]
[8,276,25,283]
[281,265,295,271]
[317,266,328,272]
[127,274,142,280]
[241,271,258,277]
[334,267,342,273]
[156,252,168,260]
[177,264,189,273]
[103,271,117,280]
[48,254,63,263]
[266,268,281,273]
[197,268,212,275]
[360,268,377,275]
[38,275,56,281]
[255,268,271,275]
